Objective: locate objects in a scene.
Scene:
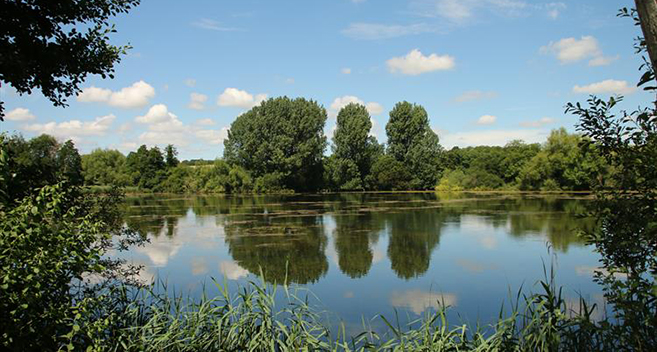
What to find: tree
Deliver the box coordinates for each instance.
[517,128,605,191]
[164,144,179,168]
[56,140,83,186]
[329,103,382,190]
[126,145,166,189]
[385,102,442,189]
[81,148,129,186]
[224,97,327,192]
[563,8,657,349]
[0,133,84,202]
[367,155,411,191]
[0,0,140,121]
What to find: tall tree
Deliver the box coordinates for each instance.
[385,101,443,189]
[164,144,179,168]
[224,97,327,191]
[0,0,140,120]
[56,140,83,186]
[329,103,382,190]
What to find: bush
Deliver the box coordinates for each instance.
[0,184,143,350]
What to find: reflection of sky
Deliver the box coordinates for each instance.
[390,290,458,315]
[121,194,603,331]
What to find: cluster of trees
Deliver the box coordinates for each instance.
[4,107,608,196]
[438,128,606,192]
[0,134,83,203]
[77,98,445,193]
[75,97,610,194]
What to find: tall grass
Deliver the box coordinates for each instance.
[67,263,619,352]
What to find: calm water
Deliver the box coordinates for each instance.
[120,192,603,333]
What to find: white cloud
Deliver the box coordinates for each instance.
[285,78,295,84]
[185,78,196,87]
[138,131,190,147]
[217,88,267,109]
[188,92,208,110]
[192,18,240,31]
[589,55,620,67]
[136,104,180,126]
[76,86,112,103]
[341,68,352,74]
[23,114,116,139]
[77,80,155,109]
[541,36,616,66]
[441,129,549,148]
[342,23,436,40]
[477,115,497,125]
[453,90,498,103]
[195,118,215,126]
[195,127,229,145]
[520,117,556,128]
[329,95,384,117]
[387,49,455,75]
[573,79,636,95]
[134,104,231,149]
[5,107,35,121]
[366,102,384,115]
[390,290,458,315]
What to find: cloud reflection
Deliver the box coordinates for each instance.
[219,260,249,280]
[390,289,458,315]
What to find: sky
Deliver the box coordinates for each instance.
[0,0,651,160]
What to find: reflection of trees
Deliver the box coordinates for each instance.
[504,197,593,252]
[224,215,328,285]
[333,211,384,278]
[120,193,596,282]
[386,209,446,280]
[122,196,188,237]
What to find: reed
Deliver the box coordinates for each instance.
[68,265,618,352]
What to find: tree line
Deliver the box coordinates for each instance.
[2,99,609,195]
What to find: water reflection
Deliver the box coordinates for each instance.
[390,290,458,314]
[121,193,595,284]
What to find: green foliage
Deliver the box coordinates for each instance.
[386,101,443,189]
[56,140,83,186]
[435,169,465,192]
[0,133,84,203]
[164,144,179,168]
[324,155,363,191]
[81,148,130,186]
[568,95,657,350]
[126,145,166,190]
[368,154,412,191]
[0,183,143,350]
[328,103,383,190]
[224,97,327,192]
[0,0,140,120]
[518,128,606,191]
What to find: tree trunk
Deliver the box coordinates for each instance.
[636,0,657,74]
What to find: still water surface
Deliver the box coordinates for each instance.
[120,192,603,332]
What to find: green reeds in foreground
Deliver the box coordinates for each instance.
[66,264,616,352]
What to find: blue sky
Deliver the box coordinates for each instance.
[0,0,650,160]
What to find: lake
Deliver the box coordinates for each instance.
[119,192,603,334]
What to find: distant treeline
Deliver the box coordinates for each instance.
[1,98,609,195]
